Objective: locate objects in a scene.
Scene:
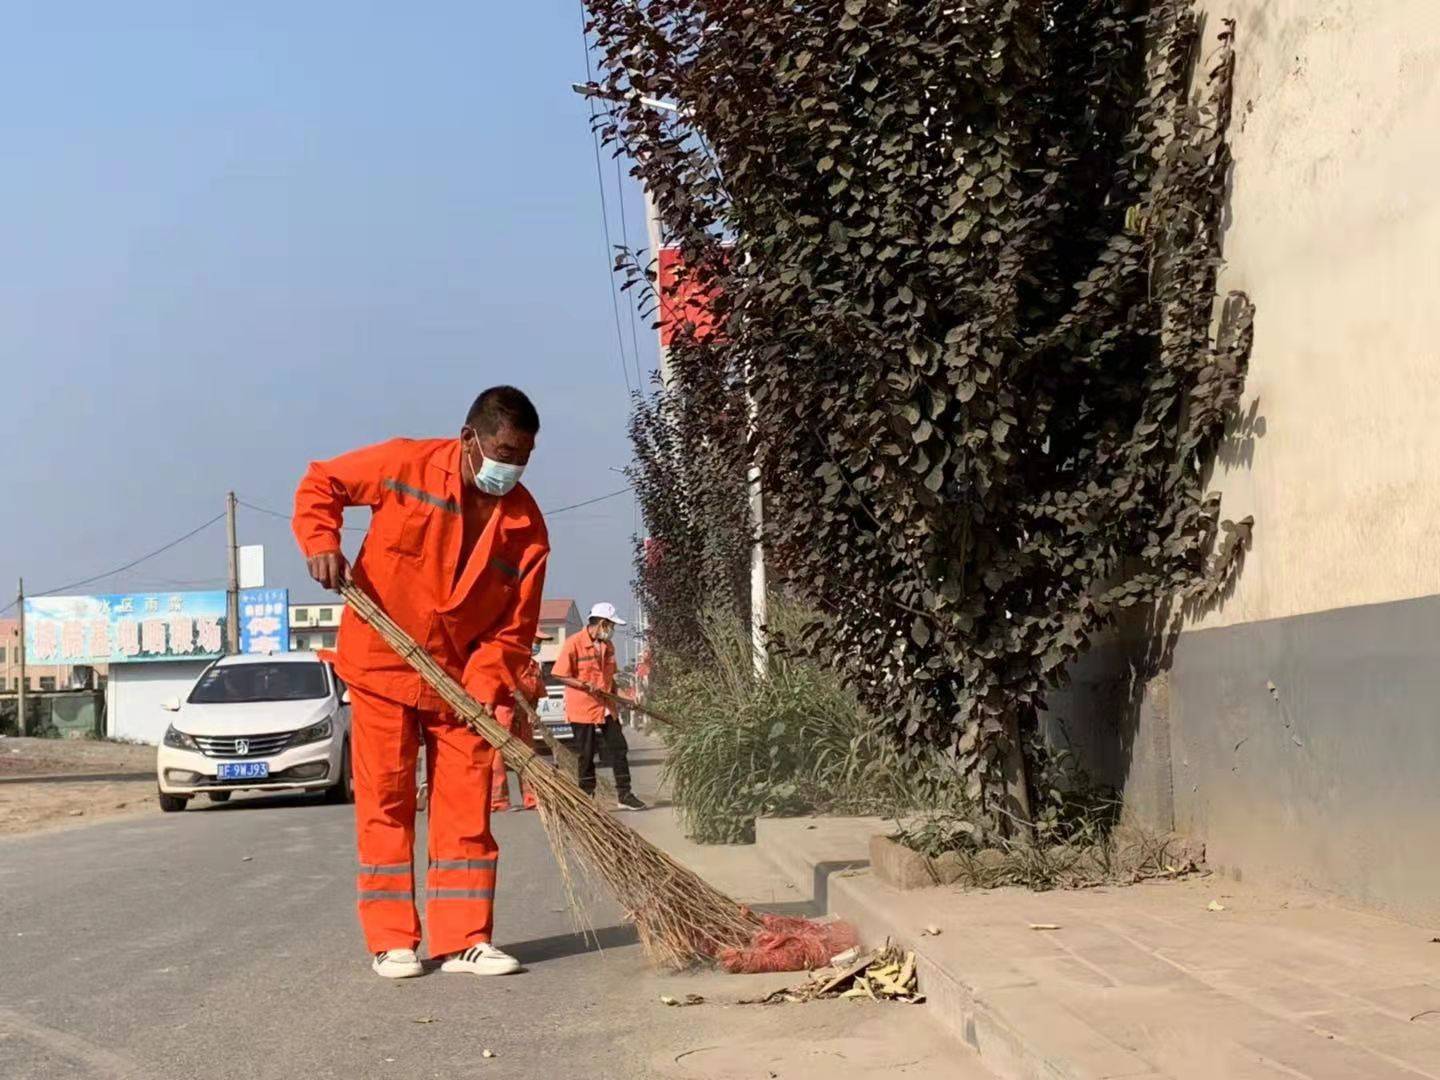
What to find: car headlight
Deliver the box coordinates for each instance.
[163,725,199,751]
[291,716,333,746]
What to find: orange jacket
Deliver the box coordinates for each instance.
[292,437,549,711]
[552,626,616,725]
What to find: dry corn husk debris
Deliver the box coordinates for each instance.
[660,994,706,1007]
[739,944,923,1006]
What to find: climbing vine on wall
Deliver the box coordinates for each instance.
[593,0,1254,825]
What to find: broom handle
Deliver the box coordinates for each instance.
[337,583,545,778]
[552,675,678,727]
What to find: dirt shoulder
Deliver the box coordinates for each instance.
[0,737,157,837]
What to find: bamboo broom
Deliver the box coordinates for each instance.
[551,675,681,728]
[339,582,760,968]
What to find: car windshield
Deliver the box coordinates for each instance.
[542,661,561,690]
[188,662,329,704]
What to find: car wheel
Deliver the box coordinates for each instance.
[325,739,354,804]
[206,791,231,804]
[158,790,190,813]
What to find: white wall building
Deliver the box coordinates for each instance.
[107,660,213,745]
[290,601,344,652]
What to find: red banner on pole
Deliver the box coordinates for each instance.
[657,247,726,346]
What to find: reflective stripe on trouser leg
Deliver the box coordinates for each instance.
[349,685,424,953]
[357,862,415,901]
[423,714,500,956]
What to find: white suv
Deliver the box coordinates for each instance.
[155,652,352,812]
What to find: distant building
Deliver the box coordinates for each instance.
[0,617,107,693]
[536,599,582,665]
[290,601,343,652]
[283,597,580,662]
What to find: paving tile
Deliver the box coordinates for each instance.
[1363,984,1440,1022]
[759,816,1440,1080]
[1307,1009,1440,1074]
[979,985,1157,1079]
[1243,1026,1433,1080]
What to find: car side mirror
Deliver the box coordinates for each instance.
[340,689,351,705]
[161,697,182,712]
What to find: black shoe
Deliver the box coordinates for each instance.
[615,792,648,812]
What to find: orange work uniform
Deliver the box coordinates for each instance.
[293,437,548,957]
[552,627,616,724]
[491,659,543,811]
[553,626,634,799]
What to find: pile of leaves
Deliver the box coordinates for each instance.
[592,0,1254,824]
[741,944,924,1005]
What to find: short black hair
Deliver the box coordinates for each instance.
[466,386,540,436]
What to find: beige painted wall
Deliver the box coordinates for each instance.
[1193,0,1440,631]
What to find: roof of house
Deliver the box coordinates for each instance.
[539,598,578,623]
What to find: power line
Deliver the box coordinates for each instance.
[18,512,227,600]
[239,488,634,523]
[614,151,646,389]
[546,486,634,515]
[1,485,639,615]
[580,0,636,397]
[237,497,367,532]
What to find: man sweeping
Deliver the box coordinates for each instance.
[553,602,647,811]
[292,386,548,979]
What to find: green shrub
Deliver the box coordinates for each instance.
[656,604,918,843]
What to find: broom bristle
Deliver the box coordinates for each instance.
[340,583,761,968]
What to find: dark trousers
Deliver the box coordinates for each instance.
[574,716,631,798]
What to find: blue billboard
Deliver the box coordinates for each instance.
[24,588,290,664]
[24,592,229,664]
[239,587,289,655]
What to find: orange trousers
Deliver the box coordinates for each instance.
[490,702,537,810]
[350,684,498,957]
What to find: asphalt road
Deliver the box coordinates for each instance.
[0,773,979,1080]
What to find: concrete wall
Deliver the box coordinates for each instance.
[1052,598,1440,925]
[1048,2,1440,924]
[1171,597,1440,924]
[1194,0,1440,630]
[107,661,212,745]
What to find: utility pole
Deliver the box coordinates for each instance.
[225,492,240,655]
[643,187,672,389]
[642,120,766,675]
[744,378,769,678]
[579,81,768,674]
[16,579,27,736]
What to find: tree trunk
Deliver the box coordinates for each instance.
[999,711,1034,841]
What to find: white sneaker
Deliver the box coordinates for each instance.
[440,943,521,976]
[372,948,424,979]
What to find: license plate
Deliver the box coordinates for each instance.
[217,762,269,780]
[544,723,573,740]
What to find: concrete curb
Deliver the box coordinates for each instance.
[755,817,1161,1080]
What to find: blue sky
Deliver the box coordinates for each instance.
[0,2,654,659]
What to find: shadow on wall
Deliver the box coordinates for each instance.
[1044,294,1266,831]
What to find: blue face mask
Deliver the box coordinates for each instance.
[468,439,525,496]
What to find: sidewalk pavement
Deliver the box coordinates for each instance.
[753,816,1440,1080]
[613,733,998,1078]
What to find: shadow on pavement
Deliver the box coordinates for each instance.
[508,922,640,964]
[189,792,331,813]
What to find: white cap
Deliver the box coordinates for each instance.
[588,602,626,626]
